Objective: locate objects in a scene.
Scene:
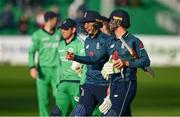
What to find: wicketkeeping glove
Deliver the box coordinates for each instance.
[101,61,114,80]
[101,61,121,80]
[99,96,112,114]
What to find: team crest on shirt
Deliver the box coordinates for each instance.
[68,48,74,53]
[96,42,100,49]
[42,37,49,41]
[86,44,89,49]
[89,51,94,56]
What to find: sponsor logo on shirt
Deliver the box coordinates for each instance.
[58,49,65,53]
[42,37,49,41]
[96,42,100,49]
[86,44,89,49]
[110,44,115,48]
[43,42,58,48]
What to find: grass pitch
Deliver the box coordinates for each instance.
[0,65,179,116]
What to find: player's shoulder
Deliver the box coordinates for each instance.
[32,29,43,36]
[75,35,84,45]
[99,32,111,39]
[99,32,113,43]
[54,29,61,35]
[128,33,142,43]
[128,33,145,49]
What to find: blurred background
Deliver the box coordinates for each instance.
[0,0,180,116]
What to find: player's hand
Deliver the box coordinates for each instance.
[71,61,82,77]
[30,68,38,79]
[101,62,114,80]
[66,51,75,60]
[99,96,112,114]
[114,59,129,69]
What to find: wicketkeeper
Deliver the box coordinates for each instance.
[99,9,151,116]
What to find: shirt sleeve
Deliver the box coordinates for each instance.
[128,39,150,68]
[28,33,38,68]
[74,40,109,65]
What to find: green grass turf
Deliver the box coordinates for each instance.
[0,65,180,116]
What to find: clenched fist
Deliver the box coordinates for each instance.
[66,51,75,60]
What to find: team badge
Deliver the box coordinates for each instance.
[89,51,94,56]
[68,48,74,53]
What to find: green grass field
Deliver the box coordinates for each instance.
[0,65,180,116]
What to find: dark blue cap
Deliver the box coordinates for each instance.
[44,11,58,22]
[81,10,102,23]
[58,18,76,29]
[109,9,130,28]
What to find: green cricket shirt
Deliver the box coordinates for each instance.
[28,29,61,68]
[58,35,85,81]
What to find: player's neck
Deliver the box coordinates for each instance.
[115,27,127,39]
[65,34,75,44]
[44,24,54,34]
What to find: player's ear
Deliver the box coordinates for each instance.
[72,27,76,34]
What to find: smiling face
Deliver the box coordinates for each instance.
[61,27,76,40]
[84,22,96,35]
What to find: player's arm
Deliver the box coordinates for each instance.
[68,39,109,64]
[67,45,108,65]
[128,39,150,68]
[28,33,39,78]
[73,51,108,65]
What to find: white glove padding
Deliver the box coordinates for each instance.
[101,62,114,80]
[101,61,121,80]
[71,61,82,77]
[99,96,112,114]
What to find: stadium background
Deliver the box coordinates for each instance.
[0,0,180,115]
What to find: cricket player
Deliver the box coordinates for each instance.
[28,11,60,116]
[51,18,85,116]
[66,10,112,116]
[100,9,151,116]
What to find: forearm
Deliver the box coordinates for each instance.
[28,49,36,68]
[74,55,100,65]
[128,57,150,68]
